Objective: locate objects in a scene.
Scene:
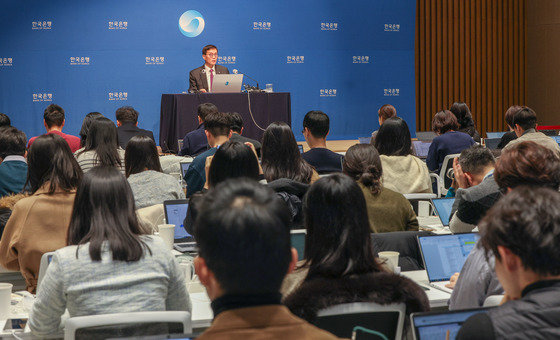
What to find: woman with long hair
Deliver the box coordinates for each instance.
[78,111,104,147]
[449,102,481,142]
[343,144,418,233]
[75,117,124,173]
[374,117,432,194]
[125,135,185,209]
[28,166,191,337]
[0,134,82,292]
[283,174,428,322]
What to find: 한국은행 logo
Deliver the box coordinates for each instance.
[353,56,370,64]
[146,57,165,65]
[108,21,128,30]
[70,57,90,65]
[32,21,52,30]
[320,89,337,97]
[217,56,236,64]
[33,93,53,102]
[321,23,338,31]
[0,58,13,67]
[384,24,400,32]
[384,88,400,96]
[179,10,205,37]
[287,56,304,64]
[253,21,271,30]
[109,92,128,101]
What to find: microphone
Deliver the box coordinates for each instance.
[233,69,260,90]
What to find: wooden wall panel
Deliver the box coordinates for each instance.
[416,0,526,135]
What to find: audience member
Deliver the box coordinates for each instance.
[371,104,397,143]
[125,135,185,209]
[115,106,155,149]
[0,127,28,197]
[78,111,104,147]
[496,105,521,149]
[343,144,418,232]
[448,146,500,233]
[283,174,428,323]
[374,117,432,194]
[449,102,481,142]
[29,166,190,337]
[193,179,339,339]
[75,117,125,173]
[502,106,560,153]
[301,111,343,174]
[0,134,82,292]
[179,103,217,156]
[0,113,10,127]
[0,193,27,239]
[427,110,475,173]
[262,121,318,184]
[448,141,560,310]
[228,112,262,156]
[457,186,560,339]
[185,111,231,197]
[27,104,81,152]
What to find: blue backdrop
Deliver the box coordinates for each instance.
[0,0,416,142]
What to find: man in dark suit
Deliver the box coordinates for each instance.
[228,112,262,157]
[115,106,155,149]
[179,103,217,156]
[188,44,230,93]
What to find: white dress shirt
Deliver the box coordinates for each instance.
[204,65,216,92]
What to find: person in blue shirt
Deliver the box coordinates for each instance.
[185,111,232,197]
[0,126,28,197]
[178,103,218,157]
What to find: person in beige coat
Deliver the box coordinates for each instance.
[502,106,560,154]
[0,134,82,293]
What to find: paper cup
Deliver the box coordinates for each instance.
[0,283,13,320]
[157,224,175,250]
[378,251,400,272]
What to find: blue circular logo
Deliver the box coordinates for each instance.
[179,10,205,37]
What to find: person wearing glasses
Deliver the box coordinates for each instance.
[188,45,230,93]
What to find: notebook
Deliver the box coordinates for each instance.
[163,200,196,252]
[411,307,491,340]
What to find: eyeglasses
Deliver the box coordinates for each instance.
[205,53,218,57]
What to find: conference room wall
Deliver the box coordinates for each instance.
[0,0,416,143]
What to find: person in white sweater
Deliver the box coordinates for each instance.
[374,117,432,194]
[29,166,191,337]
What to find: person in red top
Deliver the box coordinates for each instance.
[27,104,81,153]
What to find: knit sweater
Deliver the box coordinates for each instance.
[127,170,185,209]
[380,154,432,194]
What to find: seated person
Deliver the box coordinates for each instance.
[0,134,82,292]
[426,110,475,174]
[115,106,155,149]
[28,104,81,152]
[185,111,231,197]
[75,117,125,173]
[457,186,560,339]
[0,127,28,197]
[449,145,501,233]
[29,166,191,337]
[78,112,104,148]
[448,141,560,310]
[188,44,230,93]
[193,179,339,339]
[125,135,185,209]
[502,106,560,154]
[371,104,397,143]
[343,144,418,233]
[497,105,521,149]
[283,174,428,323]
[228,112,262,157]
[0,112,10,127]
[179,103,217,157]
[301,111,343,174]
[374,117,432,194]
[449,102,481,143]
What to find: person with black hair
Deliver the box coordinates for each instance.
[374,117,432,194]
[179,103,218,156]
[125,135,185,209]
[502,106,560,153]
[301,111,343,174]
[27,104,81,152]
[496,105,521,149]
[343,144,418,233]
[283,174,428,323]
[75,117,125,173]
[449,102,481,142]
[28,166,190,337]
[0,112,11,127]
[193,178,339,339]
[185,111,232,197]
[115,106,155,149]
[0,134,82,293]
[0,126,28,197]
[188,45,230,93]
[457,187,560,339]
[78,112,104,147]
[228,112,262,156]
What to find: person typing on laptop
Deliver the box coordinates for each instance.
[188,45,230,93]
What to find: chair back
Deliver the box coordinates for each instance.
[64,311,192,340]
[438,153,460,195]
[315,302,405,340]
[37,251,55,291]
[371,231,435,271]
[404,193,437,216]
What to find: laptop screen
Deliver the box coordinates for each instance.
[163,201,192,240]
[418,233,480,282]
[484,138,501,150]
[412,141,432,158]
[431,198,455,226]
[412,308,490,340]
[485,132,506,139]
[180,162,192,179]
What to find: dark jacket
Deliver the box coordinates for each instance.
[188,64,230,93]
[283,272,430,323]
[117,122,155,149]
[179,124,208,157]
[267,178,309,228]
[229,132,262,157]
[497,130,517,149]
[459,126,481,143]
[0,158,28,197]
[426,131,476,173]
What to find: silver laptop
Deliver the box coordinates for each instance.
[417,233,480,294]
[163,199,196,252]
[411,307,491,340]
[212,74,244,93]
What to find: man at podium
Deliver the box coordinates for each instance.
[188,44,230,93]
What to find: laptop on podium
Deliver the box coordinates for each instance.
[212,74,243,93]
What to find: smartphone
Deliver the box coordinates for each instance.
[3,318,28,330]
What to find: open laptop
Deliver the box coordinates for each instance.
[417,233,480,293]
[411,307,491,340]
[163,200,196,252]
[180,161,192,179]
[486,131,506,139]
[358,137,371,144]
[431,197,455,227]
[551,135,560,146]
[212,74,243,93]
[415,131,437,142]
[412,140,432,159]
[484,138,501,150]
